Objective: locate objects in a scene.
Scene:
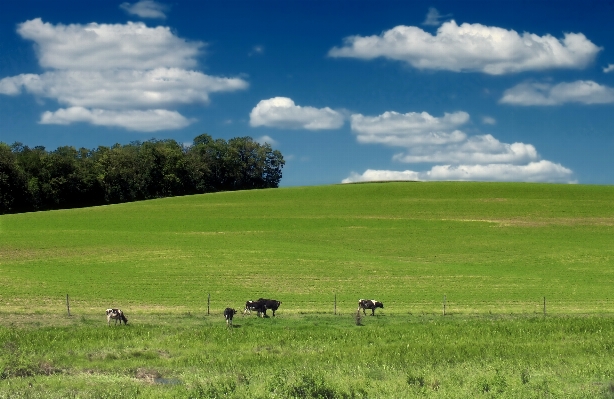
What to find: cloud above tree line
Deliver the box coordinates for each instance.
[249,97,575,183]
[249,97,344,130]
[0,18,247,131]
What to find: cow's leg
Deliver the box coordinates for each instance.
[371,308,375,316]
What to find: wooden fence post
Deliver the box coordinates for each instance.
[543,297,546,315]
[443,295,446,316]
[334,293,337,315]
[66,294,71,316]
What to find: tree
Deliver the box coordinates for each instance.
[0,143,28,213]
[0,133,285,214]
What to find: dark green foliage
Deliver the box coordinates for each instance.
[0,143,29,214]
[267,372,340,399]
[0,135,284,214]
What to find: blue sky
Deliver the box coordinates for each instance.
[1,0,613,187]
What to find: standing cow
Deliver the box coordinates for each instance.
[105,308,128,325]
[258,298,282,317]
[244,300,267,317]
[244,298,282,317]
[224,308,237,327]
[357,299,384,316]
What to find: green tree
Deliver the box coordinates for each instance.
[0,143,29,213]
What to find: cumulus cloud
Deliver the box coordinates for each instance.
[250,97,344,130]
[16,19,199,70]
[351,111,469,146]
[40,107,192,132]
[391,135,538,165]
[343,161,575,184]
[604,64,614,73]
[0,18,247,131]
[350,110,537,165]
[500,80,614,105]
[120,1,169,19]
[346,109,573,183]
[329,20,600,74]
[0,69,247,109]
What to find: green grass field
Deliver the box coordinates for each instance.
[1,182,614,397]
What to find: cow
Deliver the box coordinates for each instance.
[244,300,267,317]
[224,308,237,327]
[357,299,384,316]
[105,308,128,325]
[258,298,282,317]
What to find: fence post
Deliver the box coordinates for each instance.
[207,293,210,316]
[543,297,546,315]
[334,293,337,315]
[66,294,71,316]
[443,295,446,316]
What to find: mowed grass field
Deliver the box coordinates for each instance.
[1,182,614,398]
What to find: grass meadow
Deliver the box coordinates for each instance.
[1,182,614,397]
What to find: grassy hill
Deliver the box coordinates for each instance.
[2,181,613,316]
[2,182,614,398]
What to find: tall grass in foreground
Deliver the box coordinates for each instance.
[2,314,614,398]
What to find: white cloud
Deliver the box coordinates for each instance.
[604,64,614,73]
[482,116,496,125]
[422,8,450,27]
[350,111,468,146]
[40,107,193,132]
[120,1,169,19]
[0,19,248,131]
[255,135,278,146]
[250,97,344,130]
[17,18,199,70]
[343,161,575,184]
[500,80,614,105]
[342,169,420,183]
[350,110,537,165]
[329,20,600,74]
[347,109,573,183]
[0,69,247,109]
[391,135,538,165]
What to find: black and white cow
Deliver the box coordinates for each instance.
[244,300,267,317]
[105,308,128,325]
[224,308,237,327]
[357,299,384,316]
[258,298,282,317]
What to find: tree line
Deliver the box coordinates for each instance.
[0,134,284,214]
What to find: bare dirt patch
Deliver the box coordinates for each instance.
[446,217,614,227]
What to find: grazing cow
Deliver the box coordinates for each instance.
[244,300,267,317]
[224,308,237,327]
[357,299,384,316]
[105,308,128,325]
[258,298,282,317]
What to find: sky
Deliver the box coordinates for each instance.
[1,0,613,187]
